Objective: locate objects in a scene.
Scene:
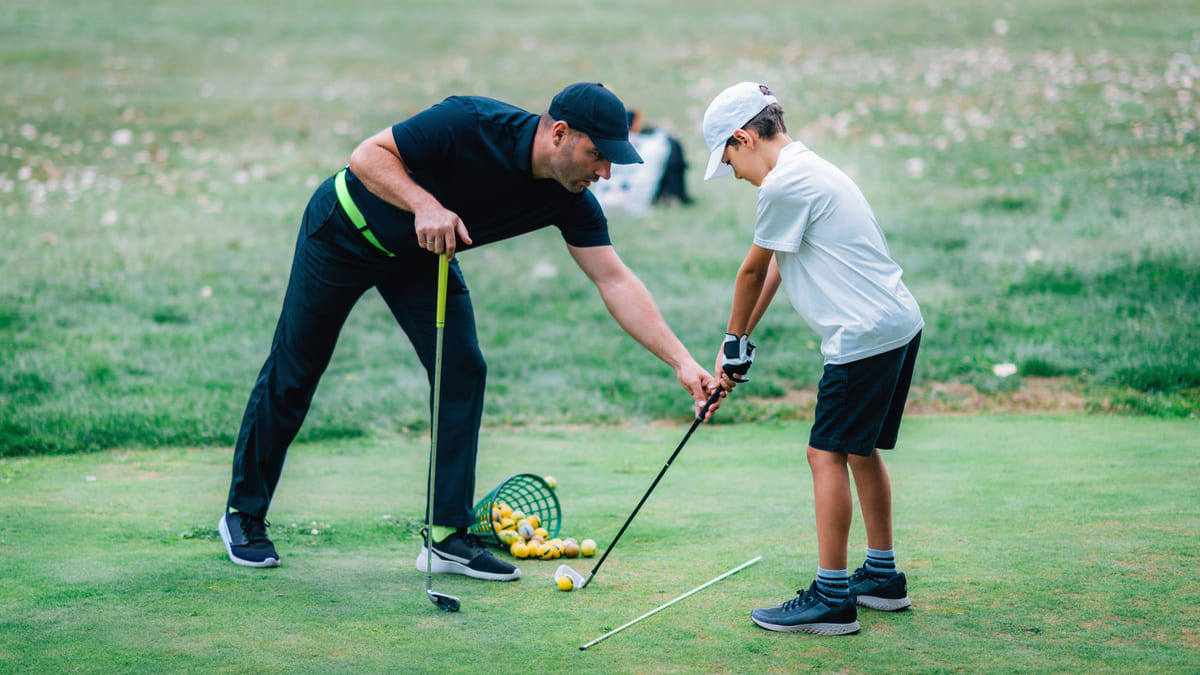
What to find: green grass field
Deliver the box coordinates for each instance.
[2,417,1197,672]
[2,0,1198,456]
[2,1,1199,671]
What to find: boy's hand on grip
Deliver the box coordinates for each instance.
[720,333,756,383]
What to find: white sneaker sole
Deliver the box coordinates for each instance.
[857,595,912,611]
[751,617,862,635]
[415,547,520,581]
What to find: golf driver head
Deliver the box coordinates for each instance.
[427,589,460,612]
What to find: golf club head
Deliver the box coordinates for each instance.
[427,589,460,612]
[554,564,586,589]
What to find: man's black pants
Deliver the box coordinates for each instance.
[226,175,485,528]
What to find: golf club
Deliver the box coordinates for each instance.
[579,555,762,650]
[556,388,723,591]
[424,253,460,612]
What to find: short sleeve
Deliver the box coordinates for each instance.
[753,177,811,253]
[391,97,474,170]
[556,190,610,248]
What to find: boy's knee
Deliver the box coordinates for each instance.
[807,445,847,467]
[847,451,883,471]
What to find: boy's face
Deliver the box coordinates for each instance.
[721,129,766,186]
[720,143,743,182]
[715,128,772,184]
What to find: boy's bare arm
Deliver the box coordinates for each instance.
[727,245,776,335]
[746,254,781,335]
[717,245,776,387]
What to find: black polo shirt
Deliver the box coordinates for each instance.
[341,96,611,256]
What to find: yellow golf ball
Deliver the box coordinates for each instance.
[580,539,596,557]
[557,575,573,591]
[510,541,529,559]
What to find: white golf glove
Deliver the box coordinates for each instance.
[720,333,757,383]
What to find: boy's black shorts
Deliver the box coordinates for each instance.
[809,331,921,456]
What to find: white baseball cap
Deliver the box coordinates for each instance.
[702,82,778,180]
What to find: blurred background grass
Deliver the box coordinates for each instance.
[2,0,1198,455]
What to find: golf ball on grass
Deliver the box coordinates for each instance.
[557,575,574,591]
[510,540,529,558]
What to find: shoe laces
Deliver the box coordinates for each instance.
[781,587,814,612]
[460,532,486,554]
[853,566,891,582]
[426,529,486,555]
[239,514,271,545]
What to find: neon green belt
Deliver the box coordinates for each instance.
[334,168,395,257]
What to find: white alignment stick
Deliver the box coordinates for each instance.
[579,555,763,651]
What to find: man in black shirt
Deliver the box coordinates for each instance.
[220,83,720,582]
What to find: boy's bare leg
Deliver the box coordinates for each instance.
[848,450,893,551]
[807,446,852,571]
[845,449,911,611]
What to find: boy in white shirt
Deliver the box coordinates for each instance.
[705,82,924,635]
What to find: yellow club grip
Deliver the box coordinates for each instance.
[436,253,448,327]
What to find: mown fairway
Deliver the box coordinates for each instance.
[2,417,1198,672]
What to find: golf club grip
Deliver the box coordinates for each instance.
[435,253,448,326]
[696,388,722,420]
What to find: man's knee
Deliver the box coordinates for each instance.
[445,348,487,388]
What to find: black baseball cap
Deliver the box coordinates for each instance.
[548,83,643,165]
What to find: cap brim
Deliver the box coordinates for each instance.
[704,144,732,180]
[592,137,643,165]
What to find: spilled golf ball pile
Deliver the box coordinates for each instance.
[489,500,596,562]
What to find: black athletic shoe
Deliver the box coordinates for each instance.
[415,529,520,581]
[751,582,861,635]
[848,567,912,611]
[219,511,279,568]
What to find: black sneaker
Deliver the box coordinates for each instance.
[219,511,279,568]
[750,582,861,635]
[415,529,520,581]
[848,567,912,611]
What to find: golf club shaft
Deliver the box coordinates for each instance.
[580,388,722,589]
[425,254,458,610]
[579,555,762,650]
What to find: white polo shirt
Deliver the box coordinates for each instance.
[754,142,924,364]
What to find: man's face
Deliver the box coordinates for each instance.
[548,130,612,192]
